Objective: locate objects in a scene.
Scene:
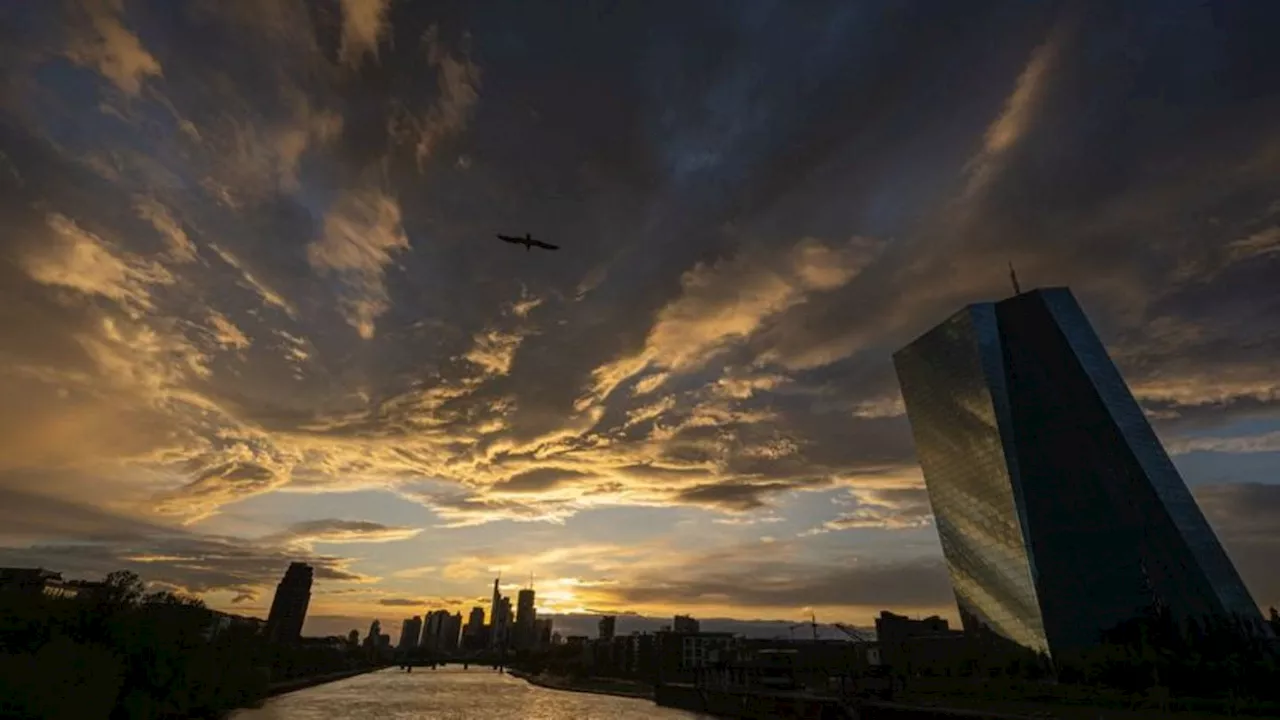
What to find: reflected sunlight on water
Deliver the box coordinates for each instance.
[228,668,711,719]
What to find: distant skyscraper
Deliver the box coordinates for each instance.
[463,606,486,650]
[496,597,513,648]
[423,609,448,650]
[486,577,514,651]
[893,286,1267,657]
[673,615,699,634]
[365,619,382,648]
[515,587,536,649]
[399,615,423,650]
[535,617,553,648]
[489,577,501,643]
[264,562,313,643]
[443,612,463,651]
[347,629,360,646]
[599,615,617,641]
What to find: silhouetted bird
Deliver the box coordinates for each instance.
[496,233,559,252]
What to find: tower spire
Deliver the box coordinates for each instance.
[1009,261,1022,296]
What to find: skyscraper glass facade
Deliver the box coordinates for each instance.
[894,288,1264,656]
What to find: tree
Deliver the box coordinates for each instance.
[100,570,145,606]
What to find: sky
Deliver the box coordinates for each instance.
[1,0,1278,642]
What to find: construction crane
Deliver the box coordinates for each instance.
[789,611,820,642]
[832,622,873,643]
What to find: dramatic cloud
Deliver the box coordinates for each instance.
[493,468,590,494]
[134,197,196,263]
[64,0,162,95]
[208,244,297,317]
[3,0,1279,624]
[155,457,293,522]
[339,0,392,68]
[388,25,482,170]
[307,187,410,339]
[802,488,934,536]
[206,311,251,350]
[23,213,171,311]
[590,236,881,401]
[270,519,422,547]
[0,489,375,598]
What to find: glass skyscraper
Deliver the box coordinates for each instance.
[893,287,1264,656]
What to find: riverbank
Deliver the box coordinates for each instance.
[265,665,386,697]
[509,669,653,700]
[894,691,1273,720]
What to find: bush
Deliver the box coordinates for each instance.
[0,571,327,719]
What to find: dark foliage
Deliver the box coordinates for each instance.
[0,570,367,719]
[1051,607,1280,713]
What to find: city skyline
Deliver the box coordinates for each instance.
[1,1,1278,635]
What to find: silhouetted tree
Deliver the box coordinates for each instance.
[0,569,372,719]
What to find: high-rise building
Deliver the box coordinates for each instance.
[423,609,448,650]
[515,588,536,649]
[264,562,313,643]
[535,617,553,648]
[497,597,512,648]
[442,612,463,651]
[399,615,423,650]
[599,615,617,641]
[463,606,486,650]
[673,615,699,634]
[488,577,502,648]
[893,286,1266,657]
[364,619,382,648]
[487,579,513,651]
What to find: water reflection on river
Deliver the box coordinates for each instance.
[229,668,713,719]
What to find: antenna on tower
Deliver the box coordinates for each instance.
[1008,261,1022,296]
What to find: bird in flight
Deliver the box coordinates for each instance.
[496,233,560,252]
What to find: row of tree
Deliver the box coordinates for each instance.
[1056,607,1280,704]
[934,607,1280,715]
[0,571,370,720]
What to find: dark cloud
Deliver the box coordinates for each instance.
[0,488,375,596]
[676,480,824,512]
[377,597,426,607]
[608,557,954,611]
[1194,482,1280,607]
[270,518,422,545]
[2,0,1279,618]
[492,468,588,494]
[0,485,176,543]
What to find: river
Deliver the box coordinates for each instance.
[228,667,714,719]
